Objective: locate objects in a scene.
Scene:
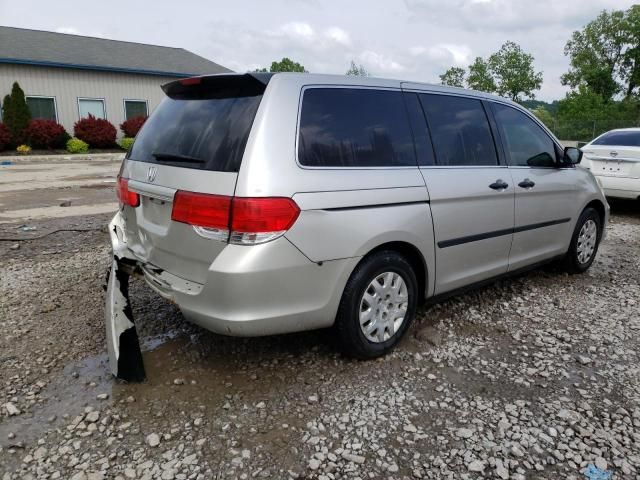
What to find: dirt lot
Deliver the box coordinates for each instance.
[0,158,639,479]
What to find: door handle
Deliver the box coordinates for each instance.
[489,179,509,190]
[518,179,536,189]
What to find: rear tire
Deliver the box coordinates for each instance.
[563,207,602,274]
[335,251,418,359]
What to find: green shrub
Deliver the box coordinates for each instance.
[67,137,89,154]
[3,82,31,144]
[16,144,31,154]
[118,137,135,151]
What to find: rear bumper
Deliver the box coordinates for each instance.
[594,174,640,199]
[108,212,359,337]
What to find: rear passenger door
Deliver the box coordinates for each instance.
[490,103,577,269]
[410,93,515,294]
[285,87,436,295]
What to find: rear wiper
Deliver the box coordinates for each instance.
[152,152,204,163]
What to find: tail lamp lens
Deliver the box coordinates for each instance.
[116,177,140,207]
[171,191,300,245]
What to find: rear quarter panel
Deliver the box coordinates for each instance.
[237,74,436,297]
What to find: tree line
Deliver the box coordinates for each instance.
[254,58,369,76]
[256,5,640,141]
[440,6,640,141]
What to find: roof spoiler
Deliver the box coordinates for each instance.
[162,73,273,99]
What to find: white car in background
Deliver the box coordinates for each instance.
[581,128,640,200]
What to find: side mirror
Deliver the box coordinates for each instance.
[563,146,582,165]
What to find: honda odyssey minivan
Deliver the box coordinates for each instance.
[106,73,608,380]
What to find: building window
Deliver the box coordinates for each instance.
[26,96,58,121]
[124,100,148,120]
[78,98,106,119]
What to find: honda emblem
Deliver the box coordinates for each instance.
[147,166,158,182]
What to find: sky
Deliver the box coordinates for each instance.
[0,0,636,101]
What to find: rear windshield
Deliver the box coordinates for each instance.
[592,130,640,147]
[128,83,263,172]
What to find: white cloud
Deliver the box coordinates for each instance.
[359,51,405,73]
[55,26,107,38]
[8,0,635,101]
[278,21,315,40]
[411,43,472,67]
[324,26,351,46]
[55,27,80,35]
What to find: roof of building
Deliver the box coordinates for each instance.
[0,26,231,77]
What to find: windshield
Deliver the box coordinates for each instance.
[128,89,263,172]
[592,130,640,147]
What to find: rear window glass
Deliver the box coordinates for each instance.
[298,88,416,167]
[592,130,640,147]
[419,94,498,167]
[128,91,262,172]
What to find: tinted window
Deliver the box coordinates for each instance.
[124,100,148,120]
[298,88,416,167]
[403,92,436,166]
[419,94,498,166]
[26,97,57,121]
[129,93,262,172]
[592,130,640,147]
[492,103,557,167]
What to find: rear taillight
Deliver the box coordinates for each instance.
[171,191,231,242]
[171,191,300,245]
[116,176,139,207]
[230,197,300,244]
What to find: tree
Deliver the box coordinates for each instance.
[520,99,560,115]
[437,42,541,100]
[554,86,640,141]
[439,67,465,87]
[531,106,554,129]
[562,9,626,101]
[467,57,496,93]
[346,60,370,76]
[2,82,31,143]
[2,94,11,124]
[488,41,543,101]
[256,57,307,73]
[622,5,640,97]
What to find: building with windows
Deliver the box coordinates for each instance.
[0,26,230,136]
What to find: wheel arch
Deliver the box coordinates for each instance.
[361,241,428,303]
[583,198,607,237]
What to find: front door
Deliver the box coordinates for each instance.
[414,93,515,294]
[490,102,578,270]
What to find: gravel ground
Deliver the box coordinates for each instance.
[0,201,639,480]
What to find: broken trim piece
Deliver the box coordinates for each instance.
[105,215,146,382]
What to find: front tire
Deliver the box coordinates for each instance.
[563,207,602,274]
[335,251,418,359]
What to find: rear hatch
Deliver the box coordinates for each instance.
[582,131,640,178]
[118,74,270,283]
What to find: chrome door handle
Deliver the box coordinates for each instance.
[489,179,509,190]
[518,179,535,189]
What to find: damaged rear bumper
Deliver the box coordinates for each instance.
[105,214,145,381]
[105,210,359,380]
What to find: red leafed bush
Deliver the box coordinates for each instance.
[23,119,69,149]
[74,115,117,148]
[120,115,147,137]
[0,123,10,151]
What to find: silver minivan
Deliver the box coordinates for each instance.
[106,73,608,380]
